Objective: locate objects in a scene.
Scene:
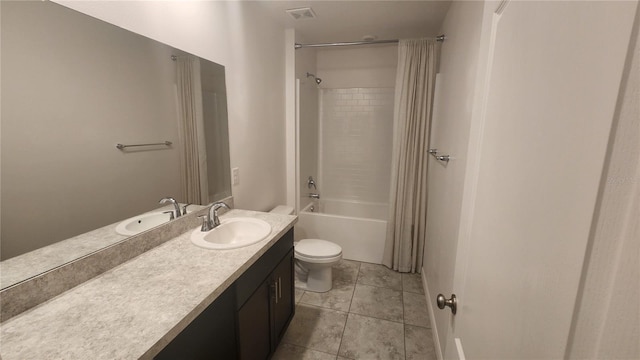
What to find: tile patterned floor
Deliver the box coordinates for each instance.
[274,260,437,360]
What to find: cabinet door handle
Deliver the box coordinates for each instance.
[274,280,279,304]
[278,277,282,299]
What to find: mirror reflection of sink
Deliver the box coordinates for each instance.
[115,212,173,236]
[191,217,272,250]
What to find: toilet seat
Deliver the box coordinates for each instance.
[295,239,342,263]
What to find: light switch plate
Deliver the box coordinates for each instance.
[232,167,239,185]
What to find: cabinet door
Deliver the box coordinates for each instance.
[155,286,236,359]
[271,250,294,349]
[237,280,272,360]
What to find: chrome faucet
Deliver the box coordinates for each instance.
[159,197,182,218]
[200,201,231,232]
[308,193,320,199]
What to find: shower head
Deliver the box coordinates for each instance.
[306,72,322,85]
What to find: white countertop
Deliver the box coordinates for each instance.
[0,210,296,359]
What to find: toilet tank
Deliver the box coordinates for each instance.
[270,205,294,215]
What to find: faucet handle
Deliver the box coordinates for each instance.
[163,211,175,221]
[182,203,192,216]
[307,176,317,190]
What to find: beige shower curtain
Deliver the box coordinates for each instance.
[176,56,208,205]
[383,39,438,273]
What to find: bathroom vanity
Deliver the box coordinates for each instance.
[156,228,294,359]
[0,210,296,360]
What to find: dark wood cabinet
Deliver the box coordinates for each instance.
[154,286,237,360]
[155,228,294,360]
[271,250,294,348]
[237,280,271,360]
[236,232,295,359]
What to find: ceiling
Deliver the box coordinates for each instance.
[255,1,452,44]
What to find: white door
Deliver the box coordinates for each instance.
[439,1,638,358]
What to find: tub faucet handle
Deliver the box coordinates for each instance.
[307,176,317,190]
[308,193,320,199]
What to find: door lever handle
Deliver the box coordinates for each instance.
[437,293,457,315]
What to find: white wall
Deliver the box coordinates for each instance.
[1,2,182,259]
[316,45,397,204]
[319,88,395,203]
[427,1,638,358]
[317,45,397,89]
[422,1,485,354]
[55,0,288,212]
[567,6,640,357]
[201,63,232,202]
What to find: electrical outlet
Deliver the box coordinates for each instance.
[232,167,239,185]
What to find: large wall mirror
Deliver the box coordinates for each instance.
[0,1,231,289]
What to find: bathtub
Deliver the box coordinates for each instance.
[294,199,388,264]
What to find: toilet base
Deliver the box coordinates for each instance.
[295,265,333,293]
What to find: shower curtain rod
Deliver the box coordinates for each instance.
[294,34,445,49]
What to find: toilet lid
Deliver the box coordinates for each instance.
[295,239,342,259]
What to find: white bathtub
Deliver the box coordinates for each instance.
[294,199,388,264]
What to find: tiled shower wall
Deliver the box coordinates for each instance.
[319,87,395,204]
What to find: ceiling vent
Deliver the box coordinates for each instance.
[286,7,317,20]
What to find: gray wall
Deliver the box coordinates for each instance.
[1,2,181,259]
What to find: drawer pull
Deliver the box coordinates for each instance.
[274,281,279,304]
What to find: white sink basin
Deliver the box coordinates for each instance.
[115,211,173,236]
[191,217,272,250]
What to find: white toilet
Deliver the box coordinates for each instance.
[294,239,342,292]
[270,206,343,293]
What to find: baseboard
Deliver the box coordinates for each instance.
[422,267,444,360]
